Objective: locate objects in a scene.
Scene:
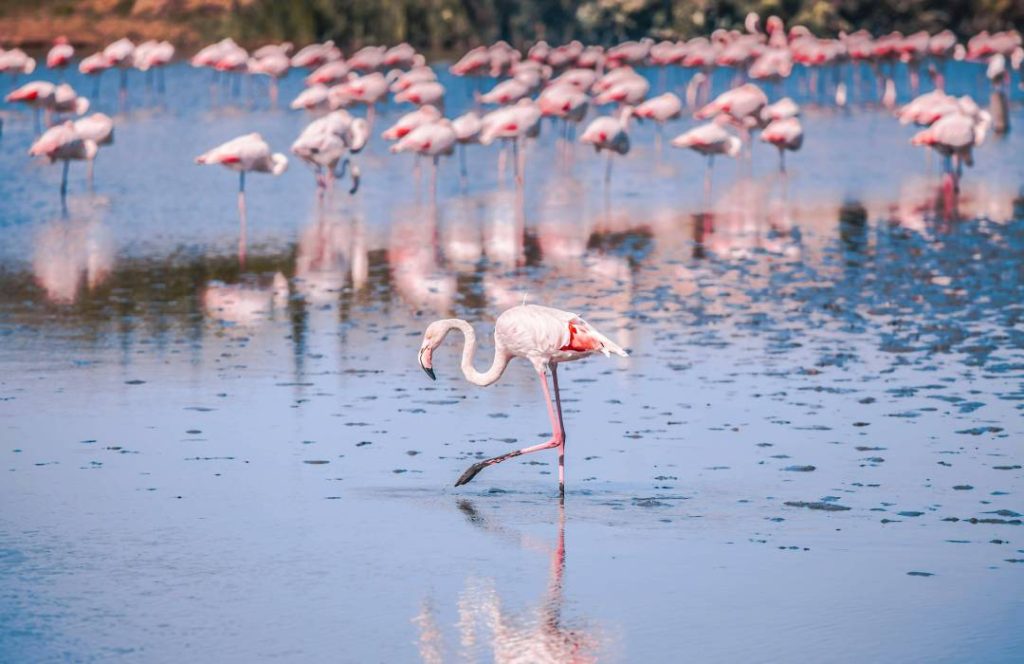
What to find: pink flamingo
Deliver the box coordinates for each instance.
[671,121,742,202]
[451,110,482,183]
[382,104,442,141]
[47,37,74,72]
[394,81,445,108]
[72,112,114,187]
[911,110,990,192]
[334,72,389,128]
[195,133,288,266]
[133,40,175,92]
[290,41,341,69]
[417,304,627,495]
[0,48,36,78]
[760,117,803,172]
[390,120,456,200]
[479,100,542,187]
[634,92,682,151]
[28,121,98,204]
[292,111,369,193]
[580,106,632,187]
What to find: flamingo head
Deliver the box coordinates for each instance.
[418,320,456,380]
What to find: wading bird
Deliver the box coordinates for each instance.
[418,304,628,496]
[195,133,288,265]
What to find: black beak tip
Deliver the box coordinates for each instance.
[422,365,436,381]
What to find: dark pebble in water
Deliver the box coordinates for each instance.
[852,422,870,427]
[966,518,1021,525]
[783,465,816,472]
[956,426,1003,435]
[855,446,886,451]
[907,571,934,577]
[898,511,925,517]
[186,430,201,435]
[654,475,678,481]
[863,457,885,463]
[785,501,851,512]
[993,465,1022,470]
[1005,559,1024,564]
[633,498,668,508]
[393,469,407,474]
[356,441,372,447]
[125,380,146,385]
[325,496,342,500]
[304,460,329,465]
[986,509,1022,518]
[858,397,876,404]
[953,485,973,490]
[406,450,420,456]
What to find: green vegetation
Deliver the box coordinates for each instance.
[4,1,1022,54]
[221,0,1023,52]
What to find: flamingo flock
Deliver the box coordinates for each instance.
[3,21,1021,494]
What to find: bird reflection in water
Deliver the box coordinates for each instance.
[414,500,604,663]
[33,215,114,304]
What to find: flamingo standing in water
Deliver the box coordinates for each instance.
[195,133,288,266]
[47,37,75,74]
[760,117,804,172]
[28,121,98,206]
[580,106,632,187]
[390,120,456,200]
[418,304,628,496]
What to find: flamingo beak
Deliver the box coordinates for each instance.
[418,348,436,381]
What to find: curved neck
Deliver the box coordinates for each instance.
[444,319,510,386]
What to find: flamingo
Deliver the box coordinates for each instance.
[195,133,288,265]
[634,92,682,151]
[133,40,174,91]
[671,121,742,202]
[28,121,98,205]
[538,83,589,153]
[291,111,369,193]
[760,117,803,172]
[911,110,990,192]
[394,81,445,108]
[102,38,135,101]
[381,104,442,141]
[579,106,632,186]
[479,100,542,187]
[451,111,482,182]
[47,37,74,72]
[247,50,290,105]
[390,120,456,200]
[72,112,114,187]
[417,304,628,496]
[0,48,37,82]
[290,41,341,69]
[334,72,389,128]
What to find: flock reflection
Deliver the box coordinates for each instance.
[414,501,603,663]
[20,177,1023,335]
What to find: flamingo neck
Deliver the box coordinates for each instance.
[444,319,510,387]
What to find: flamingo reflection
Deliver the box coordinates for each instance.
[33,217,114,304]
[414,500,603,663]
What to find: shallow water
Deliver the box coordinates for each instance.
[1,61,1023,662]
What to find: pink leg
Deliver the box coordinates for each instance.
[455,369,564,488]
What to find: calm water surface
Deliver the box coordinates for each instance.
[1,62,1023,662]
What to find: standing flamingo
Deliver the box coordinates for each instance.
[195,133,288,266]
[417,304,628,496]
[390,120,456,200]
[634,92,682,152]
[760,117,803,172]
[580,106,633,187]
[28,121,98,205]
[47,37,75,73]
[671,121,742,203]
[291,111,369,193]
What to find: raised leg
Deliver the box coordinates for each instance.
[455,369,564,489]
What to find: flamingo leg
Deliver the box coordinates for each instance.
[238,171,247,270]
[551,364,566,497]
[60,159,69,206]
[454,369,564,489]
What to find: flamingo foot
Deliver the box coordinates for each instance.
[455,461,489,487]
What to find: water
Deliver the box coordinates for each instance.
[1,61,1023,662]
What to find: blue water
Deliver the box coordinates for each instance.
[1,59,1022,662]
